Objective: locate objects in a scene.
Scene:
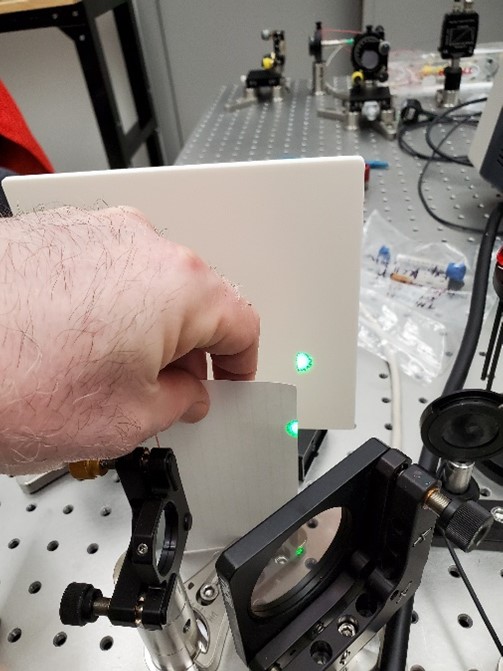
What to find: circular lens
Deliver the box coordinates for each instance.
[442,412,499,449]
[361,50,379,70]
[155,503,178,576]
[250,508,343,616]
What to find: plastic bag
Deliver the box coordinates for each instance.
[359,210,486,383]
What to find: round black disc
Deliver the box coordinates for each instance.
[420,389,503,462]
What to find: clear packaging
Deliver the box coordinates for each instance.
[358,210,492,383]
[387,43,503,97]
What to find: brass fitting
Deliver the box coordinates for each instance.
[69,459,109,480]
[423,487,450,515]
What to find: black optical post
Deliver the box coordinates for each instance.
[437,0,479,108]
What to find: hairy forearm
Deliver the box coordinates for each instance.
[0,208,167,474]
[0,206,259,475]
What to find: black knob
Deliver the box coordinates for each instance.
[440,500,494,552]
[379,40,390,56]
[60,582,102,626]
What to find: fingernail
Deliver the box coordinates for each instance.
[180,401,209,424]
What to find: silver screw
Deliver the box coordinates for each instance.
[338,621,357,638]
[199,583,219,604]
[274,554,289,565]
[137,543,149,555]
[491,506,503,523]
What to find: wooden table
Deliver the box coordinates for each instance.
[0,0,80,16]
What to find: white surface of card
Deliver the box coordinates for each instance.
[145,380,298,553]
[5,157,363,429]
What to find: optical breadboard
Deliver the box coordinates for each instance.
[3,80,502,671]
[5,157,364,430]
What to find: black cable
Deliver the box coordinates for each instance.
[426,98,484,132]
[423,97,486,162]
[379,201,503,671]
[417,115,481,233]
[378,600,414,670]
[441,201,503,397]
[485,314,503,391]
[443,531,503,656]
[397,113,479,163]
[482,301,503,387]
[398,118,441,161]
[398,97,489,232]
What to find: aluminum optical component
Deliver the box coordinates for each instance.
[61,448,229,671]
[441,460,475,494]
[141,578,202,671]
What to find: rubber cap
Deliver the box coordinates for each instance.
[60,582,102,626]
[446,262,466,282]
[352,70,364,84]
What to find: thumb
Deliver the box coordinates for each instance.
[149,367,210,431]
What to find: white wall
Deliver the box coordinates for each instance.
[0,12,144,172]
[0,2,361,171]
[0,25,109,172]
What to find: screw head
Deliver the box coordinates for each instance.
[137,543,149,556]
[199,583,219,604]
[491,506,503,523]
[338,621,357,637]
[274,554,289,565]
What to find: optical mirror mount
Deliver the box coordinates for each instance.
[216,439,439,670]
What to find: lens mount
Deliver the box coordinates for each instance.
[420,389,503,462]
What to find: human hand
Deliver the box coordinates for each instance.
[0,207,259,474]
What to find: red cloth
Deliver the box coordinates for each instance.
[0,81,54,174]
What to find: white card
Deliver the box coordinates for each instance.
[145,380,298,553]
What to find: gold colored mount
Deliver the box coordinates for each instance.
[423,487,450,516]
[68,459,109,480]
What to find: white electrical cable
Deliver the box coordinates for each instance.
[324,45,344,71]
[359,303,403,451]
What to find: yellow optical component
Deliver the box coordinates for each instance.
[352,70,364,84]
[262,55,275,70]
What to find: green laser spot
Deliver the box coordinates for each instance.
[285,420,298,438]
[296,352,314,374]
